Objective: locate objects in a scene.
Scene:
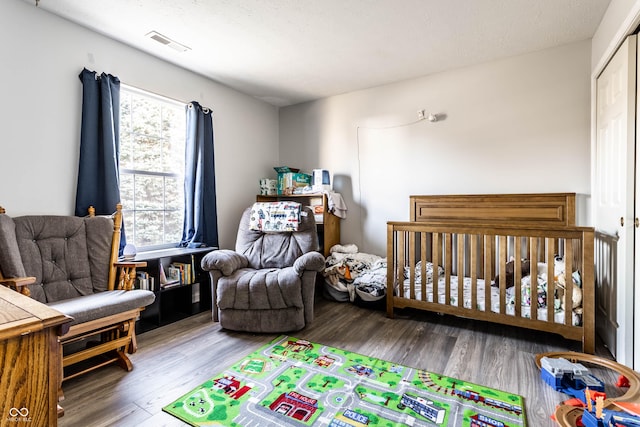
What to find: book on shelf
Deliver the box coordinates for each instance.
[167,265,182,284]
[161,281,181,289]
[169,261,194,285]
[160,263,180,288]
[136,271,155,291]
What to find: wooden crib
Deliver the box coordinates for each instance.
[386,193,595,353]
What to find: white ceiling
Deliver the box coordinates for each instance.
[28,0,611,107]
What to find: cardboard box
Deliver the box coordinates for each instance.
[278,172,311,195]
[274,166,311,195]
[274,166,300,174]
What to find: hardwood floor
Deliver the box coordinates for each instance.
[58,297,618,427]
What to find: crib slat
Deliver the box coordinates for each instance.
[499,235,507,315]
[547,238,556,324]
[484,235,493,313]
[409,231,416,300]
[581,229,595,353]
[530,238,539,321]
[457,234,464,309]
[386,223,395,317]
[433,232,440,304]
[565,238,574,326]
[445,233,452,306]
[421,232,427,302]
[471,234,478,311]
[479,238,486,280]
[398,231,405,299]
[514,237,522,318]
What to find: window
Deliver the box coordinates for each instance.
[119,86,186,250]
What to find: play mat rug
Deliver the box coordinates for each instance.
[163,336,526,427]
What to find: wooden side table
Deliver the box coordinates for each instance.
[0,286,70,426]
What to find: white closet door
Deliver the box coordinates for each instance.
[635,37,640,371]
[594,36,637,366]
[595,35,636,368]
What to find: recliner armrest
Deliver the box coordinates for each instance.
[0,276,35,296]
[201,250,249,276]
[293,252,325,275]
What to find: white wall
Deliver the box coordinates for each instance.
[280,41,592,255]
[0,0,279,250]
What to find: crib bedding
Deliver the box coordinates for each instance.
[398,262,582,326]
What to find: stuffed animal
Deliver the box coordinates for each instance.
[553,255,565,278]
[494,257,531,288]
[550,256,583,310]
[555,272,582,310]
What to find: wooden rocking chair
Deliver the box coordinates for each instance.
[0,204,156,386]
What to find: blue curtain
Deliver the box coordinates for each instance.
[75,68,126,250]
[181,102,219,248]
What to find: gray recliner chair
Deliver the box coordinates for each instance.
[201,204,325,333]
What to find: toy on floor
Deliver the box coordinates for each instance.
[536,352,640,427]
[581,394,640,426]
[540,356,605,402]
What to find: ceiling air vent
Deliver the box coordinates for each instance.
[145,31,191,53]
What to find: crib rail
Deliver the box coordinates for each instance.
[386,221,595,353]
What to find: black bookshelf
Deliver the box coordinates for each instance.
[132,246,216,333]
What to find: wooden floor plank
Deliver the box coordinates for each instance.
[58,297,615,427]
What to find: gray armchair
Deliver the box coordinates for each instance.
[201,204,325,332]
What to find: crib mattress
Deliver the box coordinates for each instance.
[398,275,581,326]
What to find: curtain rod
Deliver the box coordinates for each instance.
[120,83,187,107]
[188,102,211,114]
[122,83,212,112]
[87,72,211,112]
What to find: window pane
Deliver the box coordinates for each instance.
[133,135,162,172]
[120,92,131,135]
[120,134,134,170]
[123,212,134,245]
[164,211,183,243]
[132,97,161,137]
[135,211,164,247]
[165,176,183,210]
[162,138,183,173]
[136,175,164,209]
[162,106,183,136]
[120,173,134,209]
